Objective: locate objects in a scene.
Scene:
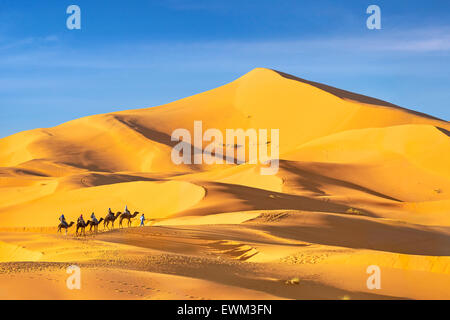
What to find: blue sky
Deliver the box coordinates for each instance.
[0,0,449,138]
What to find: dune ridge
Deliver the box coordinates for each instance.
[0,68,448,227]
[0,68,449,299]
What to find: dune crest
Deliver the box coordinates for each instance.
[0,68,449,227]
[1,68,450,299]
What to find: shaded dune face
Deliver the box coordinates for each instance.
[273,69,446,121]
[0,67,448,228]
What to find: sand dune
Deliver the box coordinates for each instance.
[0,68,449,299]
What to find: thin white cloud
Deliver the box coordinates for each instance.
[0,27,448,75]
[205,27,450,53]
[0,35,58,51]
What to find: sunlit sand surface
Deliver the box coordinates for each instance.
[0,68,449,299]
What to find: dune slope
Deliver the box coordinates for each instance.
[0,68,448,227]
[0,68,449,299]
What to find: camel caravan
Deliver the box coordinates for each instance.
[57,206,146,236]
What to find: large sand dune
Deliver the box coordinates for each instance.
[0,68,449,299]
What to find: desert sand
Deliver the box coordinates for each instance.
[0,68,449,299]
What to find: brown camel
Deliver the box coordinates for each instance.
[76,220,91,237]
[89,217,104,233]
[58,221,74,235]
[103,211,121,230]
[119,211,139,228]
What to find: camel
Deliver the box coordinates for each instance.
[58,221,74,235]
[76,220,91,237]
[119,211,139,228]
[89,217,104,233]
[103,211,121,230]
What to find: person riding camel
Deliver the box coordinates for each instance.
[124,205,130,215]
[59,213,68,228]
[91,212,98,224]
[78,214,86,226]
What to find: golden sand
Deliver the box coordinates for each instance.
[0,68,449,299]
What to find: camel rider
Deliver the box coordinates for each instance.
[108,208,114,217]
[59,214,68,228]
[140,213,145,227]
[91,212,98,224]
[124,205,130,215]
[78,214,86,226]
